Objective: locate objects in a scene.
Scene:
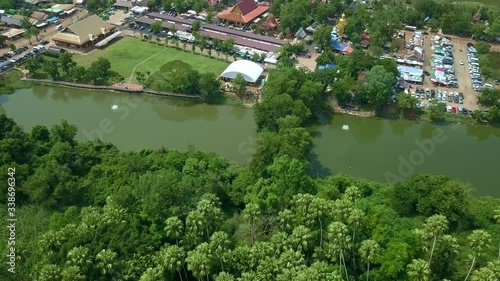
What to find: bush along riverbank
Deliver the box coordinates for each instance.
[0,70,37,95]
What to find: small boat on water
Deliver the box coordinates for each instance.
[342,125,349,130]
[111,105,118,110]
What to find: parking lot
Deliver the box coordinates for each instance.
[420,34,486,112]
[107,9,132,26]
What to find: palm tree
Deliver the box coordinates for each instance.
[493,207,500,260]
[290,225,313,253]
[358,239,380,281]
[38,264,62,281]
[209,231,230,271]
[348,208,364,270]
[160,244,187,281]
[310,197,330,248]
[164,216,184,245]
[424,214,448,267]
[242,203,260,245]
[470,267,496,281]
[96,249,118,277]
[214,272,236,281]
[327,221,351,281]
[464,230,492,281]
[187,242,213,281]
[343,186,362,202]
[407,259,430,281]
[30,26,40,41]
[66,246,92,272]
[61,265,85,281]
[139,267,163,281]
[23,30,32,45]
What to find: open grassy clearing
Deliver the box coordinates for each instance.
[73,37,229,83]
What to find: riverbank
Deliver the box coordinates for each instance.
[0,70,37,95]
[21,78,203,100]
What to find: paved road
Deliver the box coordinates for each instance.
[0,9,88,58]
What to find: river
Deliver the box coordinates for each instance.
[2,86,499,197]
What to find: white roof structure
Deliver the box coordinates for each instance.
[220,60,264,83]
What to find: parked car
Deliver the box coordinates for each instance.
[39,40,49,45]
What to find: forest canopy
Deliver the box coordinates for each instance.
[0,113,499,281]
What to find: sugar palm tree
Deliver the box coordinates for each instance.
[96,249,118,277]
[493,207,500,260]
[348,208,364,270]
[464,230,492,281]
[407,259,430,281]
[424,214,448,267]
[310,197,330,248]
[242,203,260,245]
[160,244,187,281]
[209,231,230,272]
[139,267,163,281]
[30,26,40,41]
[164,216,184,245]
[327,221,351,281]
[23,30,32,45]
[187,242,213,281]
[359,239,380,281]
[290,225,313,253]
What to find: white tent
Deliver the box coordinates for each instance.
[220,60,264,83]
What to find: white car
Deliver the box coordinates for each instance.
[460,60,464,65]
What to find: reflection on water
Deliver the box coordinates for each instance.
[2,86,500,196]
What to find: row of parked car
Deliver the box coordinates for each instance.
[412,88,464,104]
[432,39,459,87]
[0,45,29,61]
[0,44,46,72]
[466,44,490,92]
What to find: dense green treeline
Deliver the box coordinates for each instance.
[1,65,500,280]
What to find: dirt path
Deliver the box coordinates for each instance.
[127,48,168,82]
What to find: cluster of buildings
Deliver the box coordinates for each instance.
[397,31,426,87]
[0,4,77,40]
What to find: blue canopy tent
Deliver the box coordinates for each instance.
[330,39,346,52]
[318,64,337,70]
[46,16,59,23]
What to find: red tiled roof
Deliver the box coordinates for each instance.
[237,0,258,15]
[217,5,268,24]
[342,46,354,54]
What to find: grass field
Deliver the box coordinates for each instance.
[73,37,229,83]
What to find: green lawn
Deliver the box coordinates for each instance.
[73,37,229,82]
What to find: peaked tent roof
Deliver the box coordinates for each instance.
[220,60,264,83]
[295,27,306,38]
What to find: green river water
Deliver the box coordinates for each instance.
[1,86,499,197]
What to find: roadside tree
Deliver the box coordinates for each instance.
[428,99,445,121]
